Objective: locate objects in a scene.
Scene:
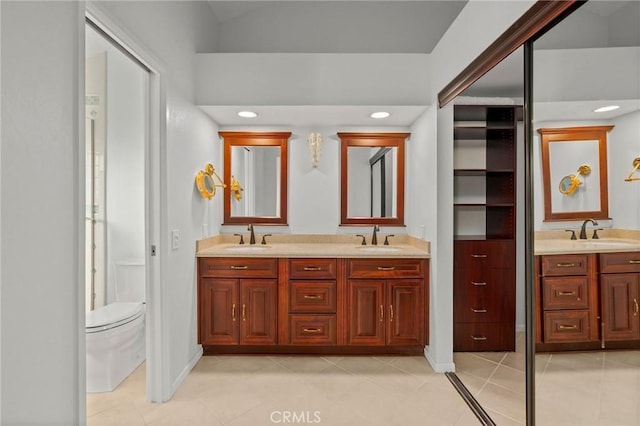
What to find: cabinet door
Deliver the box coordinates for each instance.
[200,278,238,345]
[601,274,640,341]
[387,280,423,345]
[240,279,277,345]
[348,280,385,345]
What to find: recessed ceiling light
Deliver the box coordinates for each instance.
[593,105,619,113]
[238,111,258,118]
[370,111,390,119]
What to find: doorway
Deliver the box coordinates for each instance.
[85,19,150,398]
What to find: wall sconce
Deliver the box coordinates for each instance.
[558,164,591,196]
[195,163,226,199]
[308,133,322,167]
[625,157,640,182]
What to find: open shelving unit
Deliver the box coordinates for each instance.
[453,104,517,351]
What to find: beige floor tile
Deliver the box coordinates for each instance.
[501,350,526,372]
[475,382,525,423]
[272,355,334,373]
[471,351,507,364]
[453,353,500,381]
[388,355,437,377]
[454,371,487,397]
[454,409,483,426]
[361,362,428,393]
[488,364,526,395]
[485,408,524,425]
[295,364,367,403]
[604,349,640,367]
[334,355,387,374]
[87,401,146,426]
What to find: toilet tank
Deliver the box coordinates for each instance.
[114,261,145,303]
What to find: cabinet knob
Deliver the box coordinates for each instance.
[471,335,487,341]
[380,305,384,322]
[232,304,236,322]
[303,294,322,300]
[558,325,578,330]
[556,263,576,268]
[471,281,487,286]
[389,305,394,322]
[377,266,395,271]
[303,327,322,334]
[557,291,576,296]
[242,304,246,321]
[471,254,488,258]
[303,266,322,271]
[471,308,487,313]
[230,265,249,270]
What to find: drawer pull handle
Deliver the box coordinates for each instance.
[380,305,384,322]
[377,266,395,271]
[629,260,640,264]
[557,291,576,296]
[232,304,236,322]
[242,304,246,321]
[471,335,487,341]
[303,327,322,333]
[471,254,488,258]
[303,266,322,271]
[556,263,575,268]
[558,325,577,330]
[230,265,249,270]
[303,294,322,300]
[471,308,487,313]
[634,298,639,317]
[389,305,394,322]
[471,281,487,286]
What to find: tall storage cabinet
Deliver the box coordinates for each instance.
[453,105,517,351]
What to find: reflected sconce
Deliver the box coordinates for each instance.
[308,133,322,167]
[195,163,226,200]
[624,157,640,182]
[558,164,591,196]
[230,175,244,201]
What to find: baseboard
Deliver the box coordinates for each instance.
[169,345,203,399]
[424,346,456,373]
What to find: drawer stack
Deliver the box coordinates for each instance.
[539,254,598,344]
[286,259,338,345]
[454,240,515,351]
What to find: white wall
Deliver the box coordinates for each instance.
[105,49,146,304]
[1,2,84,424]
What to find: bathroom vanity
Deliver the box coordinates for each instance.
[196,235,430,355]
[534,231,640,352]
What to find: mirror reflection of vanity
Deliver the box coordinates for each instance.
[219,132,291,225]
[338,132,408,226]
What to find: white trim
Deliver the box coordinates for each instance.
[424,346,456,373]
[170,345,203,397]
[84,2,169,403]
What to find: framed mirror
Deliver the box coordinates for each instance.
[219,131,290,225]
[538,126,612,221]
[338,132,407,226]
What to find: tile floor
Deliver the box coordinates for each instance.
[86,344,640,425]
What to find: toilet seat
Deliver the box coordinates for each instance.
[86,302,145,333]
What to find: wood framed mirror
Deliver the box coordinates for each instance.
[220,131,290,225]
[538,126,612,222]
[338,132,408,226]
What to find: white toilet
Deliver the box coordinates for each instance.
[86,262,146,393]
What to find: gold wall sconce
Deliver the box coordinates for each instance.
[624,157,640,182]
[195,163,226,199]
[230,175,244,201]
[308,132,322,167]
[558,164,591,196]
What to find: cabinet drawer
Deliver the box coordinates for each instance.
[289,259,337,279]
[542,276,589,310]
[600,252,640,274]
[541,254,589,276]
[543,311,590,343]
[454,240,514,269]
[199,257,277,278]
[454,322,515,351]
[289,315,337,345]
[347,259,424,279]
[289,281,337,313]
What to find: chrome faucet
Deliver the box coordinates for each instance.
[371,225,380,245]
[579,219,598,240]
[248,224,256,244]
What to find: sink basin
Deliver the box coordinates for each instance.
[355,246,402,253]
[224,245,272,252]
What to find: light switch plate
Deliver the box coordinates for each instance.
[171,229,180,250]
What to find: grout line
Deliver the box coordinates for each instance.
[445,372,497,426]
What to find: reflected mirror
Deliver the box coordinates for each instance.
[220,132,290,225]
[339,132,407,226]
[538,126,612,221]
[532,1,640,424]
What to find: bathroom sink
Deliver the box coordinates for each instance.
[355,246,402,253]
[224,245,272,252]
[576,239,639,248]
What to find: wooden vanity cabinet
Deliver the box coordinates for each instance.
[198,258,278,346]
[346,259,427,346]
[600,252,640,342]
[536,254,599,346]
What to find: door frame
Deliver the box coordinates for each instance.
[83,5,169,403]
